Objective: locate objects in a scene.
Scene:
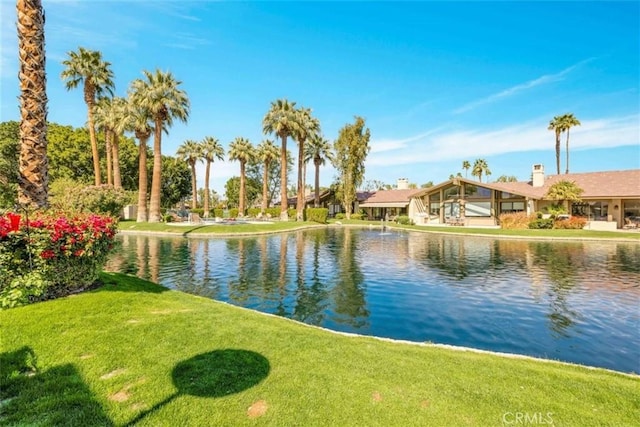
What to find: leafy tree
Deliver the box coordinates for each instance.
[224,176,260,209]
[17,0,48,208]
[495,175,518,183]
[130,69,190,222]
[560,113,580,174]
[0,121,19,207]
[449,172,462,180]
[160,156,191,209]
[333,116,371,219]
[293,107,320,220]
[471,158,491,182]
[228,137,255,215]
[421,181,434,188]
[256,139,279,214]
[546,180,583,210]
[462,160,470,178]
[200,136,225,217]
[548,115,563,175]
[176,139,202,209]
[262,99,301,220]
[61,47,114,186]
[306,133,333,208]
[247,149,293,213]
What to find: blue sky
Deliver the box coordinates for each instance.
[1,1,638,195]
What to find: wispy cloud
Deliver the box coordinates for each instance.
[367,114,639,167]
[164,33,211,50]
[453,58,596,114]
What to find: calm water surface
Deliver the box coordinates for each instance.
[106,228,640,373]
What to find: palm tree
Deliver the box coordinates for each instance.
[262,99,301,220]
[305,133,333,208]
[124,93,153,222]
[228,137,255,216]
[472,158,491,183]
[93,96,127,189]
[559,113,580,174]
[256,139,279,214]
[462,160,471,178]
[292,107,320,221]
[130,69,190,222]
[17,0,48,208]
[548,115,563,175]
[61,47,114,186]
[176,140,202,209]
[200,136,225,217]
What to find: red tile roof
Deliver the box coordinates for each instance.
[360,188,422,206]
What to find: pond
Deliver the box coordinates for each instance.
[106,228,640,374]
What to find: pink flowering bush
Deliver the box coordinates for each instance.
[0,211,118,308]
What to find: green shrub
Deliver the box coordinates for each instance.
[335,213,345,220]
[0,211,118,308]
[306,208,328,224]
[247,208,261,217]
[287,208,296,219]
[191,208,204,216]
[51,180,128,216]
[499,212,532,229]
[553,216,587,229]
[228,208,239,218]
[396,215,413,225]
[213,208,224,218]
[351,213,364,220]
[528,218,554,229]
[265,208,281,218]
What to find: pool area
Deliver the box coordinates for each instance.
[106,228,640,373]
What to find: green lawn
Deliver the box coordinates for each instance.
[1,273,638,426]
[118,219,324,235]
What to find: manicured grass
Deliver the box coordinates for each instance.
[118,220,325,235]
[1,273,638,426]
[328,219,640,240]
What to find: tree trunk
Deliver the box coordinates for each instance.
[296,138,305,221]
[136,136,148,222]
[112,133,122,189]
[190,161,197,209]
[204,160,211,217]
[555,130,561,175]
[85,86,101,186]
[17,0,48,208]
[262,160,269,214]
[565,128,571,174]
[280,135,288,220]
[314,158,320,208]
[105,130,112,185]
[148,117,163,222]
[239,161,246,216]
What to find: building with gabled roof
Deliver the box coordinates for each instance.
[409,165,640,229]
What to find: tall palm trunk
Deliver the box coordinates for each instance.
[296,138,305,221]
[85,84,101,185]
[105,130,112,185]
[148,117,163,222]
[280,135,288,220]
[565,129,571,174]
[204,160,211,217]
[554,129,561,175]
[262,159,270,214]
[112,133,122,188]
[239,161,246,215]
[17,0,48,208]
[136,134,149,222]
[314,157,321,208]
[190,161,197,209]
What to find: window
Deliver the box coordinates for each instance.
[501,191,521,199]
[430,202,440,216]
[465,185,491,198]
[623,200,640,219]
[500,201,525,213]
[443,185,460,199]
[465,202,492,217]
[572,201,609,220]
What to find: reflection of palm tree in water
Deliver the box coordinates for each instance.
[136,235,147,278]
[533,242,582,337]
[331,228,369,328]
[148,237,160,283]
[292,230,329,325]
[276,234,288,316]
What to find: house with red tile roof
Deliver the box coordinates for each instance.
[409,165,640,229]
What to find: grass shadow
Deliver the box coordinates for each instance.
[0,347,114,426]
[95,272,168,294]
[125,349,270,426]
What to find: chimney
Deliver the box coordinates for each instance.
[532,164,545,187]
[396,178,409,190]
